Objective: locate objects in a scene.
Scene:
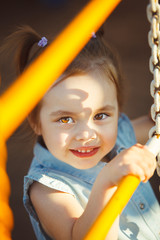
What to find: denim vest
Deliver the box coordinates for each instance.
[23,113,160,240]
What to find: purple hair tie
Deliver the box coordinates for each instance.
[38,37,48,47]
[92,32,97,39]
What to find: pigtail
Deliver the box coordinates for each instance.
[0,25,42,75]
[0,25,48,141]
[14,25,42,74]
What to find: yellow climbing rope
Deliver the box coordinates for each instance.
[0,135,14,240]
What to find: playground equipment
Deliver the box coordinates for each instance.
[0,0,159,239]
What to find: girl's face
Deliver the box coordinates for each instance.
[37,73,119,169]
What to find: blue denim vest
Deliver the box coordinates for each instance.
[23,113,160,240]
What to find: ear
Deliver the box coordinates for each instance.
[27,116,41,135]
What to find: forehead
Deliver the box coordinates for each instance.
[42,73,117,110]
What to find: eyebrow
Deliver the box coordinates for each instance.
[97,104,116,112]
[49,110,77,117]
[49,104,116,117]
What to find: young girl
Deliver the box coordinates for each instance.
[2,26,160,240]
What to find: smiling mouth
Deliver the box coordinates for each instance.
[70,147,99,158]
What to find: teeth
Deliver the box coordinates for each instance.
[77,149,93,153]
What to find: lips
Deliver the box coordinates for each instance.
[70,147,99,158]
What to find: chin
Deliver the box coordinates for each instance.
[71,159,100,170]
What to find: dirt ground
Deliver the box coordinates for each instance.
[0,0,159,239]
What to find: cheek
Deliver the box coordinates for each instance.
[103,129,117,144]
[55,132,70,148]
[44,127,70,150]
[101,122,118,147]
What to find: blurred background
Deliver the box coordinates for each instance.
[0,0,159,239]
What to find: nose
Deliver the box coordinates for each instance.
[75,124,97,142]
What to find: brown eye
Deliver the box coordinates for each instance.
[59,117,74,124]
[94,113,108,120]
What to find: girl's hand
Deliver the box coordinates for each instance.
[99,144,156,188]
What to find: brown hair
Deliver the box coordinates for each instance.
[0,25,124,135]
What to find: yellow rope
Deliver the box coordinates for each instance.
[0,135,14,240]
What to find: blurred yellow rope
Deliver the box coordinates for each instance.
[0,135,14,239]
